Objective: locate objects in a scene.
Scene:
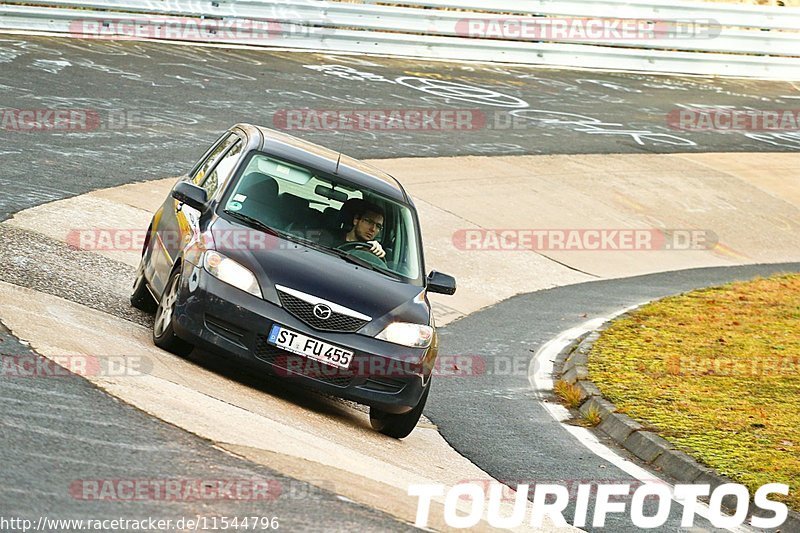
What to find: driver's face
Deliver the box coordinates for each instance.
[353,211,384,242]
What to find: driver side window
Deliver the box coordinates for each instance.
[191,134,238,185]
[200,140,243,199]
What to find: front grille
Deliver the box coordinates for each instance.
[254,335,353,388]
[277,291,368,333]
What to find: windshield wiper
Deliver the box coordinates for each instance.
[223,210,280,236]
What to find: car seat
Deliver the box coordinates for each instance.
[236,172,279,225]
[276,193,311,232]
[337,198,366,234]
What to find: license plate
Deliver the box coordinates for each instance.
[267,325,353,369]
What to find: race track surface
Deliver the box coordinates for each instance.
[2,34,799,219]
[2,33,799,531]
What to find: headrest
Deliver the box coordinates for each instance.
[279,193,309,211]
[239,172,278,201]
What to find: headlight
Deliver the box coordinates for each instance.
[377,322,434,348]
[203,251,262,298]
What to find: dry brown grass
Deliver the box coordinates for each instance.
[554,379,584,408]
[582,405,602,427]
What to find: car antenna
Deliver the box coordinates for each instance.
[335,114,354,174]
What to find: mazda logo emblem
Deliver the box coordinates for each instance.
[313,304,332,320]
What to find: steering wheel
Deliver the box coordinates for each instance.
[337,241,374,252]
[336,241,386,266]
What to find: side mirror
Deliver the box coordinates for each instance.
[172,181,208,212]
[427,271,457,295]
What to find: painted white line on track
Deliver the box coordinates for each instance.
[528,305,755,533]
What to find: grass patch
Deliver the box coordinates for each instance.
[582,405,602,427]
[588,273,800,511]
[554,379,583,408]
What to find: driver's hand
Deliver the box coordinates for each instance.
[366,240,386,259]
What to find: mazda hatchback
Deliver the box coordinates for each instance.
[131,124,456,438]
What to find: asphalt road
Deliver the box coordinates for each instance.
[2,34,800,219]
[2,33,799,531]
[429,263,800,532]
[0,321,416,532]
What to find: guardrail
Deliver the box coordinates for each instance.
[397,0,800,32]
[0,0,798,79]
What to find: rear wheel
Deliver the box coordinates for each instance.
[130,262,156,313]
[369,381,430,439]
[153,269,193,356]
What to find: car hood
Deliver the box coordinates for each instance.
[210,217,429,326]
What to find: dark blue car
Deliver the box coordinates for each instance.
[131,124,456,438]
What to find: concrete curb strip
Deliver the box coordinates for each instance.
[555,318,800,531]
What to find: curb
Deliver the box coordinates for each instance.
[556,320,800,532]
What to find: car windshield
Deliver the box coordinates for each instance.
[221,152,422,282]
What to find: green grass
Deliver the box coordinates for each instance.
[588,274,800,511]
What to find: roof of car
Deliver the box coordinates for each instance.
[234,124,410,204]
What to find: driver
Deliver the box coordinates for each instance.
[339,202,386,259]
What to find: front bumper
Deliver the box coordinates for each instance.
[172,265,431,414]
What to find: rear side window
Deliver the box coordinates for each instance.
[191,134,238,185]
[200,139,243,199]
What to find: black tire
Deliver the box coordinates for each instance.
[130,262,157,313]
[369,381,430,439]
[153,268,193,356]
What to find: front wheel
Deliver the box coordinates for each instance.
[153,269,193,356]
[369,381,430,439]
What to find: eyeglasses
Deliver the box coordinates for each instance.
[360,217,384,231]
